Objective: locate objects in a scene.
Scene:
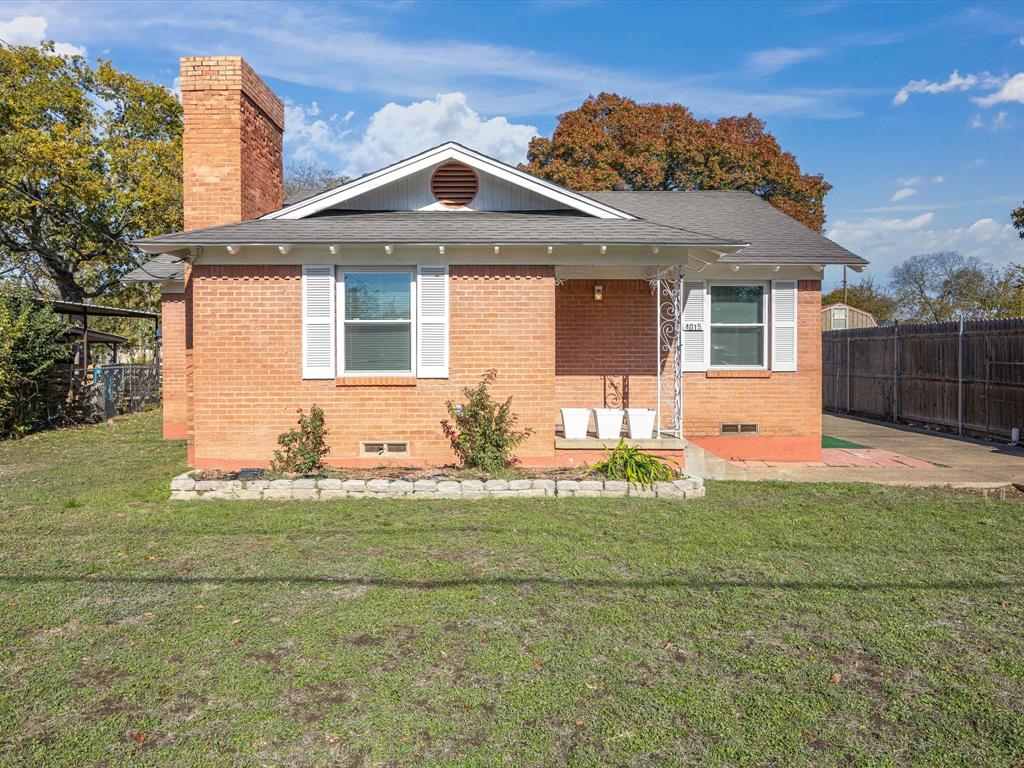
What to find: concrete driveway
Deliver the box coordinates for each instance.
[733,414,1024,487]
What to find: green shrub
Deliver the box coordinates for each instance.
[271,405,329,475]
[0,291,70,439]
[441,369,533,472]
[585,439,678,489]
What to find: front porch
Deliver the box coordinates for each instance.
[550,265,686,466]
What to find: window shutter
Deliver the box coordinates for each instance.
[771,280,798,371]
[302,264,335,379]
[416,265,449,378]
[681,279,708,371]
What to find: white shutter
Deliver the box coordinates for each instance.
[681,279,708,371]
[416,265,449,378]
[302,264,335,379]
[771,280,798,371]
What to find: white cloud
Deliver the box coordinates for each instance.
[284,93,537,177]
[970,114,984,129]
[828,213,1022,278]
[1016,36,1024,46]
[992,110,1010,130]
[0,15,86,56]
[18,1,867,120]
[895,176,922,186]
[746,47,825,75]
[890,188,916,202]
[892,69,1012,106]
[892,70,978,105]
[932,176,944,184]
[972,72,1024,106]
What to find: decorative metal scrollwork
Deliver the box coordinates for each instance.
[648,267,683,438]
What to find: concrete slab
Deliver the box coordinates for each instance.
[735,414,1024,487]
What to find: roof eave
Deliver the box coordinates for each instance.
[135,239,750,253]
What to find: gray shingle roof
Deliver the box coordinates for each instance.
[122,251,185,282]
[127,189,865,283]
[585,190,866,265]
[134,210,746,249]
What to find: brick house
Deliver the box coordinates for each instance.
[125,56,867,470]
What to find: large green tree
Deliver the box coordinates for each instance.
[821,277,899,323]
[521,93,832,231]
[1013,200,1023,239]
[888,251,1022,322]
[0,43,182,305]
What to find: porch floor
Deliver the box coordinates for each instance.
[554,435,687,450]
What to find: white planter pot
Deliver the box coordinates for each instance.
[594,408,625,440]
[626,408,656,440]
[560,408,591,440]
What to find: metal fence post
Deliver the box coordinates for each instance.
[892,321,899,423]
[957,315,964,436]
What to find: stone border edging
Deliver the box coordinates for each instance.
[170,474,705,501]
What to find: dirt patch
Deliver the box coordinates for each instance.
[247,650,285,674]
[948,484,1024,501]
[346,634,383,647]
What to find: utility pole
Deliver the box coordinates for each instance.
[843,266,848,304]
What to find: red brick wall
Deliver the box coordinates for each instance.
[555,280,660,426]
[554,278,823,461]
[683,280,822,461]
[160,293,187,439]
[179,56,283,230]
[187,265,556,468]
[173,56,284,444]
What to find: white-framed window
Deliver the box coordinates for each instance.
[337,269,416,375]
[707,282,768,368]
[832,307,848,330]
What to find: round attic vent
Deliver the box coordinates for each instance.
[430,162,479,208]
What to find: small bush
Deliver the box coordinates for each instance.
[0,291,70,439]
[441,369,533,472]
[271,405,329,475]
[585,439,678,489]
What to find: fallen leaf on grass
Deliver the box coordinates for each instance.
[194,604,205,611]
[131,732,146,743]
[830,673,842,685]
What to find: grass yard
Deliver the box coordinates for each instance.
[1,411,1022,767]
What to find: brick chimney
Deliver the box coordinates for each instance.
[179,56,284,230]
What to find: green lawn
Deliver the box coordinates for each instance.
[1,411,1021,767]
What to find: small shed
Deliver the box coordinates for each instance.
[821,302,876,331]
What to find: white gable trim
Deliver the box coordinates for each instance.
[263,142,636,221]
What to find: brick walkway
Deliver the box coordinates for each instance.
[733,448,936,470]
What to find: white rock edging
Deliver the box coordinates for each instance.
[169,473,705,501]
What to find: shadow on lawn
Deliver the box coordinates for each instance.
[1,573,1022,592]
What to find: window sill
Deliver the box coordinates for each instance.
[336,376,417,387]
[705,369,772,379]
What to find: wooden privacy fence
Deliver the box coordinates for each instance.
[823,318,1024,441]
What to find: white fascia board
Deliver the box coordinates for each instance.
[262,142,635,221]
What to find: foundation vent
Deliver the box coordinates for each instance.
[720,423,759,435]
[360,441,410,457]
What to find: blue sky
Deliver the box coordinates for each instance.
[2,0,1022,289]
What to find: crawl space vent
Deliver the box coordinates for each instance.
[720,423,759,435]
[360,441,410,457]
